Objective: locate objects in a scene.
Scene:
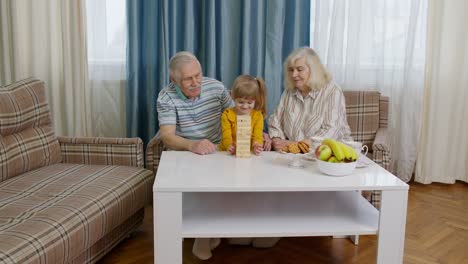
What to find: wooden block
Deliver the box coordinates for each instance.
[236,115,251,158]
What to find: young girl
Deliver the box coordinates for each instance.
[220,75,267,155]
[221,75,279,249]
[192,75,268,260]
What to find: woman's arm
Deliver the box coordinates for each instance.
[313,85,350,140]
[262,132,272,151]
[268,91,288,139]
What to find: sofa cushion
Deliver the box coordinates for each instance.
[343,91,380,147]
[0,163,153,264]
[0,78,62,182]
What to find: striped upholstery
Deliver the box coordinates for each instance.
[58,136,144,168]
[70,208,144,264]
[0,163,152,264]
[378,96,389,128]
[0,78,62,182]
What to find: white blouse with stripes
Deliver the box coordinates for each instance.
[268,81,352,142]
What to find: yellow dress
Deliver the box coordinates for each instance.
[219,108,264,151]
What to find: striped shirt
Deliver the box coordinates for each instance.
[268,81,352,141]
[157,77,234,144]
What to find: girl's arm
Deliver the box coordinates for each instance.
[251,111,264,155]
[251,111,264,147]
[220,110,234,151]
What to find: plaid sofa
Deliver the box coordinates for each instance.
[0,78,154,264]
[145,90,391,208]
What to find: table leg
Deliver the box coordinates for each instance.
[376,190,408,264]
[154,192,182,263]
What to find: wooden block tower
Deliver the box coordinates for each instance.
[236,115,251,158]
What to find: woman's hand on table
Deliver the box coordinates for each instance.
[262,133,272,151]
[272,138,293,151]
[301,139,312,148]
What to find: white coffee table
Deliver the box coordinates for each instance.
[153,151,408,263]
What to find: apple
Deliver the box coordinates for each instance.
[327,156,338,163]
[315,144,332,161]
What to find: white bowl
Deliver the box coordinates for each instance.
[316,159,357,176]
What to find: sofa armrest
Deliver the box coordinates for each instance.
[371,128,392,172]
[145,135,166,176]
[58,136,144,167]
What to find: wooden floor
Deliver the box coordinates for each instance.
[99,181,468,264]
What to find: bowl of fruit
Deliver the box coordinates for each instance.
[315,139,358,176]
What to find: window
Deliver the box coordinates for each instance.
[86,0,126,79]
[309,0,427,69]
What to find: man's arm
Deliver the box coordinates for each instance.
[159,125,216,155]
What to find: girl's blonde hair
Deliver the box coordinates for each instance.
[283,47,332,91]
[231,75,267,115]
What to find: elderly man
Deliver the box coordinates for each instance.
[157,51,234,155]
[156,51,233,259]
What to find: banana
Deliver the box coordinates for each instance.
[338,142,352,161]
[322,138,345,161]
[339,142,358,161]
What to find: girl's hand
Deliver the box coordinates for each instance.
[252,142,263,155]
[262,132,272,151]
[227,144,236,155]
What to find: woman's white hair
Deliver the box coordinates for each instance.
[169,51,201,82]
[283,47,332,91]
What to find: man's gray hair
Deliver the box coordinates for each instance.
[169,51,201,81]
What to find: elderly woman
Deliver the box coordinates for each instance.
[269,47,352,151]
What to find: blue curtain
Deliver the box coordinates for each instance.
[127,0,310,143]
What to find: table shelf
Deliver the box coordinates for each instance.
[182,191,379,237]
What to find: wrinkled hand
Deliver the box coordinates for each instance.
[190,139,216,155]
[252,142,263,155]
[272,138,293,151]
[262,133,272,151]
[227,144,236,155]
[300,139,312,148]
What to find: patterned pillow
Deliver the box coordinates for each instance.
[0,78,62,182]
[343,91,380,147]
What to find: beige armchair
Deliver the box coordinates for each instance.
[344,90,393,208]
